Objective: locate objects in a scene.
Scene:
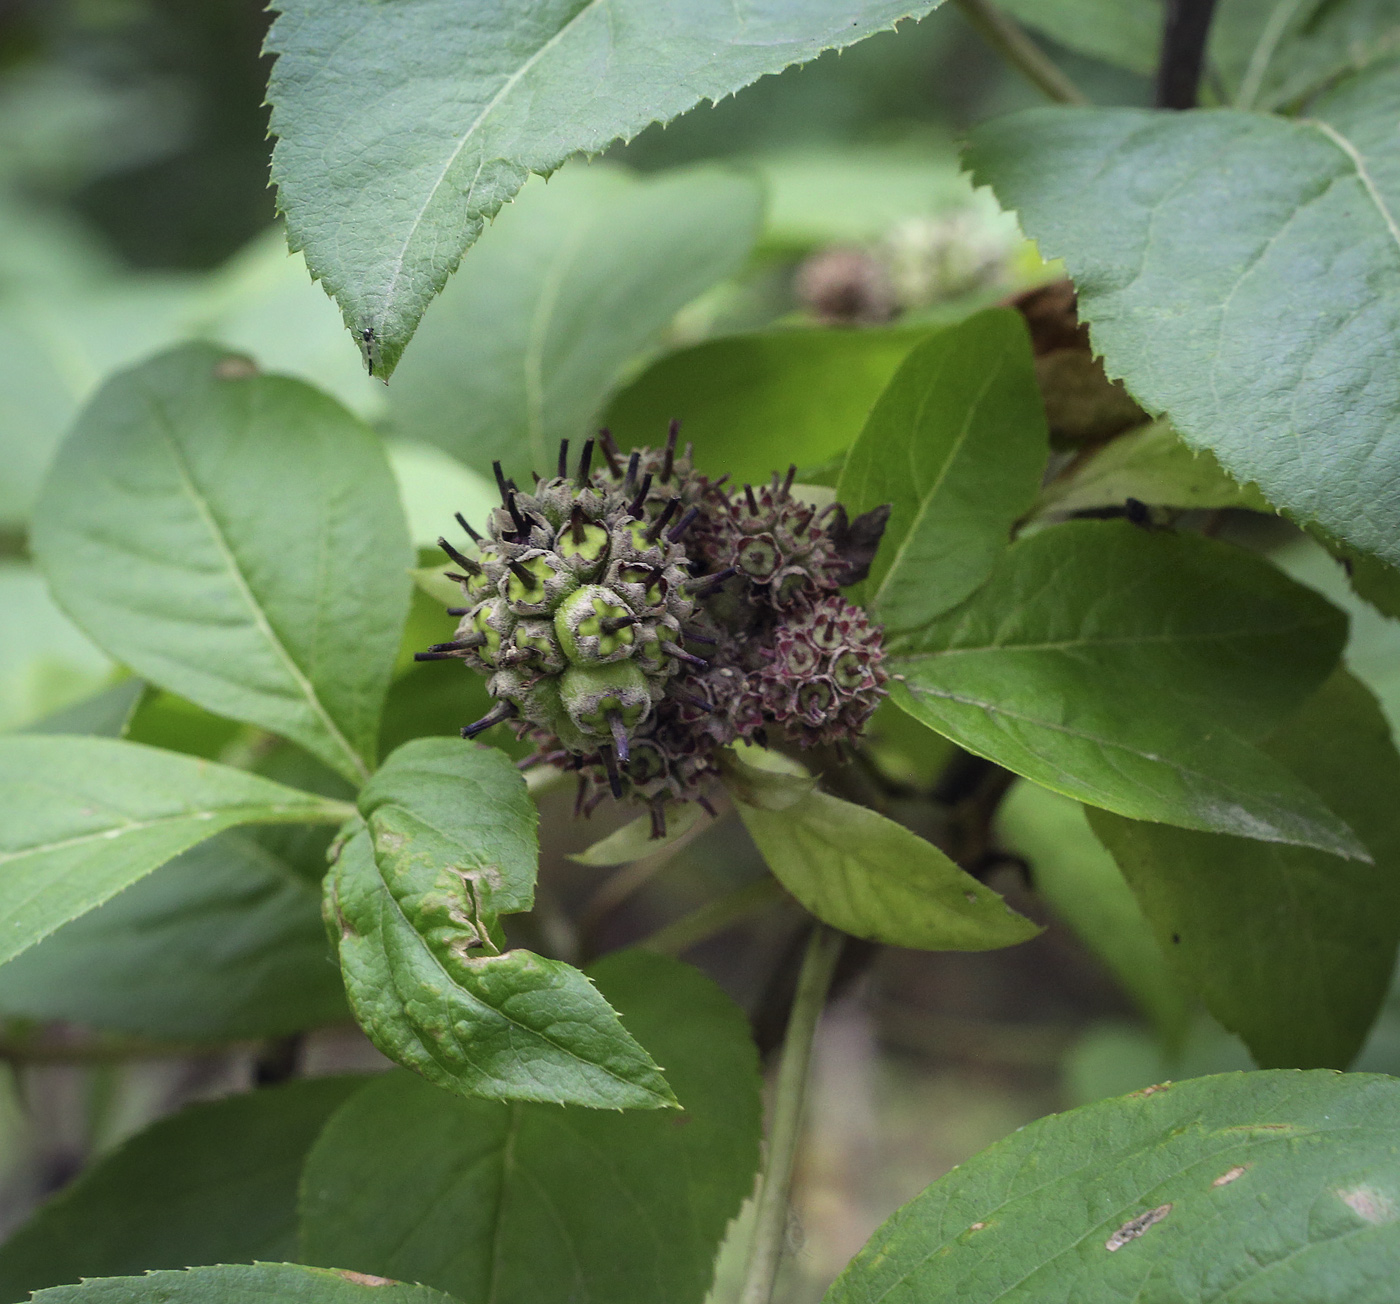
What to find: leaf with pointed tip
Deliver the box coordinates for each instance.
[264,0,943,376]
[966,61,1400,570]
[890,520,1361,856]
[31,345,412,785]
[299,951,760,1304]
[837,308,1048,631]
[0,734,352,968]
[1088,670,1400,1070]
[723,752,1038,951]
[388,164,762,480]
[328,738,675,1109]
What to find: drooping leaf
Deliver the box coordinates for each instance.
[966,61,1400,570]
[722,751,1038,951]
[0,829,345,1040]
[0,1078,365,1302]
[29,1265,456,1304]
[264,0,944,377]
[997,780,1190,1047]
[569,802,704,867]
[1088,669,1400,1069]
[837,308,1047,630]
[388,164,762,480]
[300,951,760,1304]
[825,1070,1400,1304]
[32,344,412,785]
[890,520,1360,855]
[0,734,352,967]
[328,738,674,1109]
[1034,419,1271,518]
[604,327,928,486]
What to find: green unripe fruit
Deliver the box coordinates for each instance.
[502,550,576,616]
[560,662,652,738]
[555,585,636,664]
[512,619,566,673]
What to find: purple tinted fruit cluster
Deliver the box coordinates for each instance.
[419,425,890,836]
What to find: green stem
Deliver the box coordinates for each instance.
[952,0,1089,105]
[639,877,787,957]
[738,922,844,1304]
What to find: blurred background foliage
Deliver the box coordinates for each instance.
[1,4,1399,1302]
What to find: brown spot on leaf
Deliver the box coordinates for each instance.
[968,1221,988,1232]
[1105,1203,1172,1251]
[1131,1082,1172,1098]
[1337,1185,1398,1225]
[1212,1165,1248,1188]
[213,355,258,380]
[337,1271,396,1287]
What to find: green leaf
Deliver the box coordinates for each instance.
[22,679,145,739]
[29,1265,456,1304]
[1034,419,1272,518]
[997,781,1190,1047]
[1088,669,1400,1070]
[0,734,352,968]
[891,520,1361,855]
[300,950,760,1304]
[723,751,1038,951]
[388,164,762,479]
[604,327,928,486]
[825,1070,1400,1304]
[0,828,345,1040]
[0,1078,364,1301]
[0,563,116,733]
[836,308,1047,630]
[995,0,1160,77]
[569,802,704,867]
[32,344,412,785]
[386,440,499,552]
[328,738,675,1109]
[966,63,1400,570]
[264,0,943,377]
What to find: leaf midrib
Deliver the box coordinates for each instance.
[147,389,370,784]
[1305,115,1400,258]
[377,0,605,319]
[374,847,671,1106]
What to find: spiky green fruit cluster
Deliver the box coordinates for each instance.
[420,426,891,835]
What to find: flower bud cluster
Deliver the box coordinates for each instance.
[420,426,890,835]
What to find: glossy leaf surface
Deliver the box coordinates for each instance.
[0,734,350,967]
[0,1079,364,1301]
[967,65,1400,569]
[837,308,1048,630]
[266,0,941,376]
[827,1070,1400,1303]
[300,951,761,1304]
[33,345,411,784]
[328,739,674,1108]
[1089,670,1400,1069]
[891,521,1359,854]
